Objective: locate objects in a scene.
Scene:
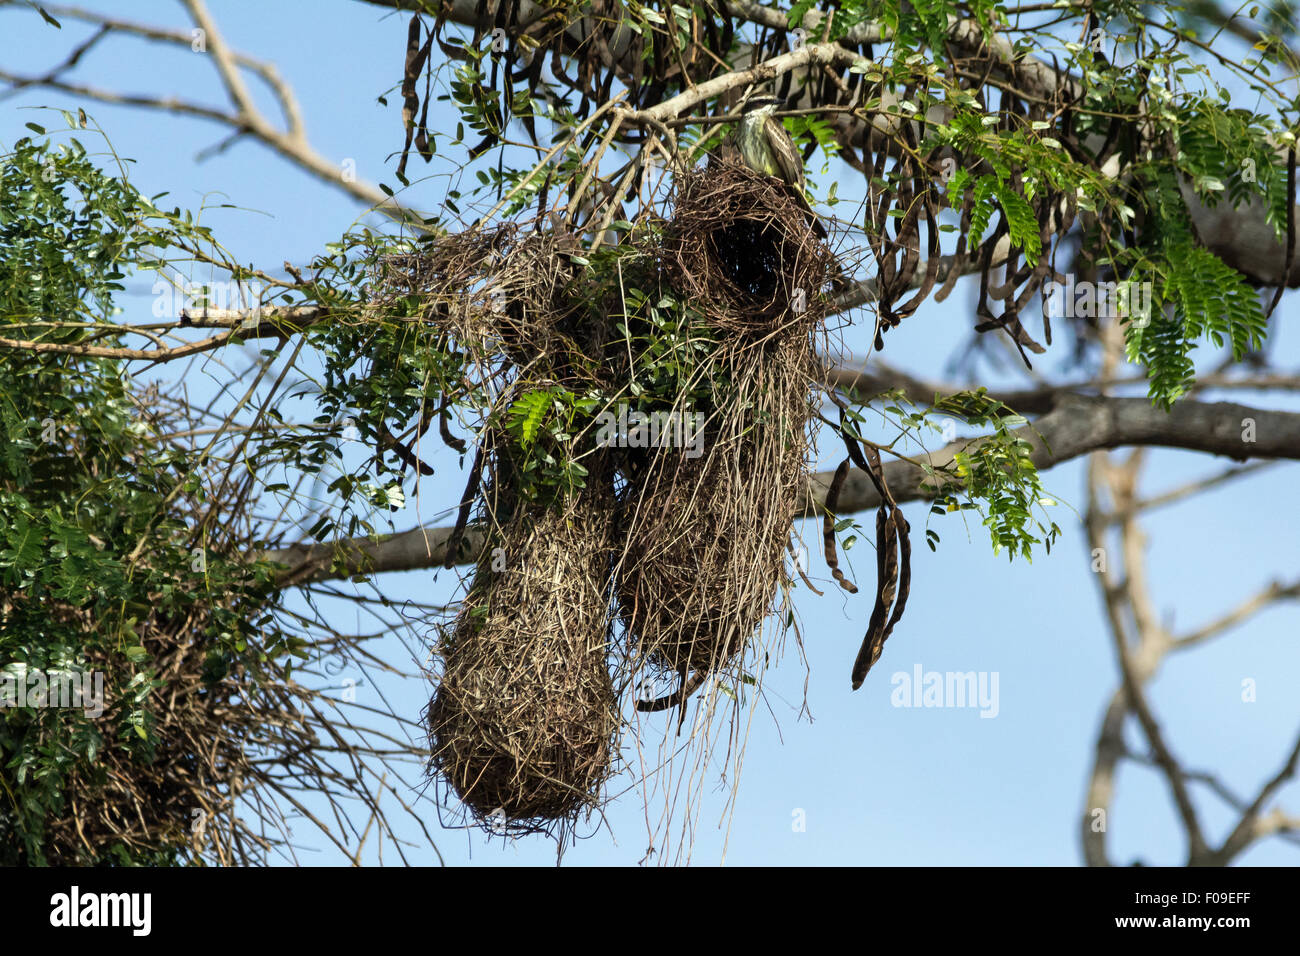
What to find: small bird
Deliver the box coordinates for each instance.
[732,92,825,238]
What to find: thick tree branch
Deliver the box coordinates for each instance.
[263,393,1300,582]
[830,364,1300,415]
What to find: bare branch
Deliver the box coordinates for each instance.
[0,0,413,217]
[1174,578,1300,650]
[0,305,329,361]
[180,0,260,126]
[1126,461,1277,517]
[1216,728,1300,863]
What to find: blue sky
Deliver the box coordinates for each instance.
[2,0,1297,866]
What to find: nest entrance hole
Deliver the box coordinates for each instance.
[706,218,789,301]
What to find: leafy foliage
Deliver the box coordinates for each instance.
[873,389,1061,561]
[0,133,287,864]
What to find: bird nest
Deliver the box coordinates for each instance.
[374,223,609,387]
[401,158,835,835]
[424,461,621,832]
[0,491,368,865]
[661,159,842,336]
[615,337,815,677]
[40,630,317,864]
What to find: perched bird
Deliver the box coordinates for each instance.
[732,92,825,238]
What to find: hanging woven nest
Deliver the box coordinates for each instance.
[616,340,814,675]
[425,465,620,829]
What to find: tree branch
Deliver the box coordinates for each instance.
[1174,578,1300,650]
[1215,727,1300,864]
[262,393,1300,582]
[0,0,414,217]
